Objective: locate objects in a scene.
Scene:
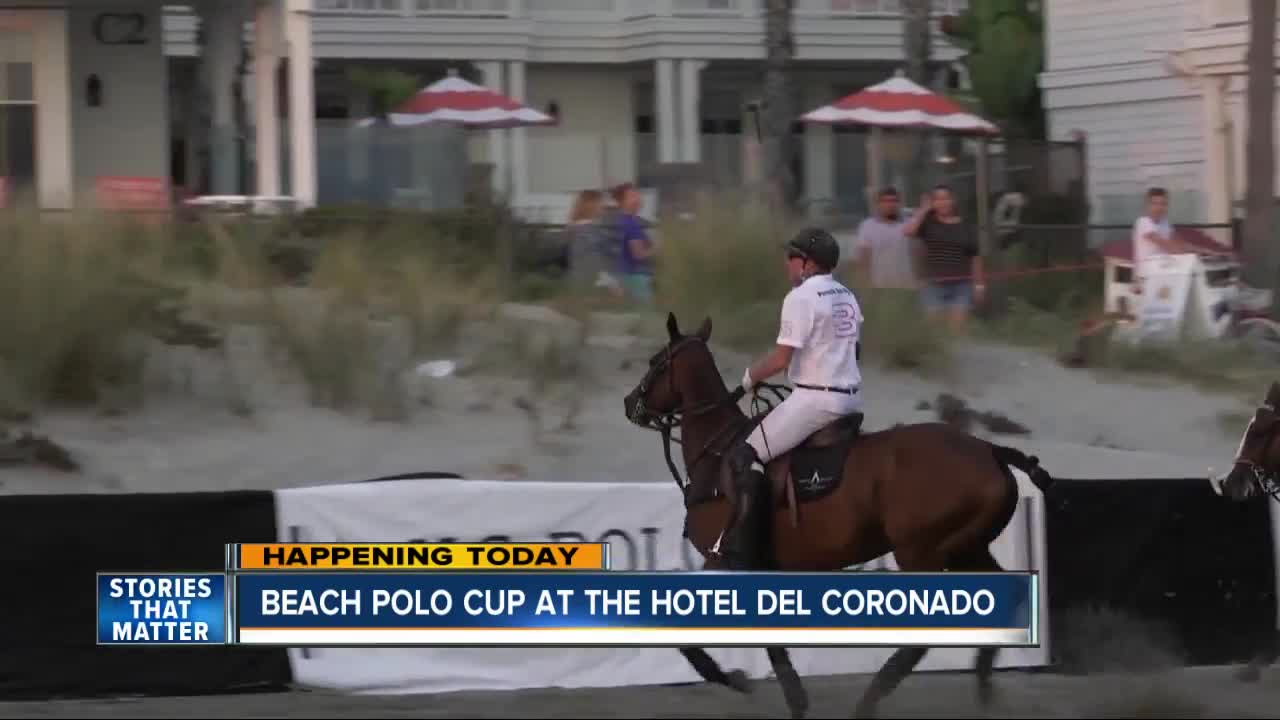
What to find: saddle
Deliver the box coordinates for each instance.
[687,412,865,528]
[766,412,864,528]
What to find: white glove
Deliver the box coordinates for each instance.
[742,367,755,391]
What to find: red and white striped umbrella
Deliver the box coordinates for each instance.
[357,72,555,129]
[801,71,999,135]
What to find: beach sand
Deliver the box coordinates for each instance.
[0,306,1252,495]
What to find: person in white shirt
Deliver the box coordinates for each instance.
[1132,187,1201,279]
[854,186,916,290]
[718,227,865,570]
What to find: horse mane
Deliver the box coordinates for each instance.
[681,338,748,422]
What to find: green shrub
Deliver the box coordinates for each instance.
[653,193,952,371]
[854,286,953,372]
[652,191,797,350]
[0,211,186,415]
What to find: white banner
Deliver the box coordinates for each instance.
[1137,254,1197,341]
[273,475,1049,695]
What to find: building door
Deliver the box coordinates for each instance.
[0,27,35,206]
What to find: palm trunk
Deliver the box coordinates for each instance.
[1244,0,1276,294]
[761,0,797,210]
[902,0,933,199]
[192,18,210,194]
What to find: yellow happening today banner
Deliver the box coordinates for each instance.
[232,542,609,571]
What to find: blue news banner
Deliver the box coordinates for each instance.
[97,573,228,645]
[98,571,1037,647]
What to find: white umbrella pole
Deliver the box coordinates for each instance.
[867,127,884,212]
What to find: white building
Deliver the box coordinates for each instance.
[1,0,969,218]
[1039,0,1276,228]
[0,0,314,211]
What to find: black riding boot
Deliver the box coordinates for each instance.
[721,443,768,570]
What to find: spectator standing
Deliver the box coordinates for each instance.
[564,189,622,303]
[611,182,656,305]
[853,187,916,290]
[904,184,984,333]
[1130,187,1206,283]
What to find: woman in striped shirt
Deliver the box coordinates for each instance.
[904,184,985,334]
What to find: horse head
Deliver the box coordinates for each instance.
[1211,381,1280,502]
[623,312,718,431]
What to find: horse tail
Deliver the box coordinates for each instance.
[987,442,1054,493]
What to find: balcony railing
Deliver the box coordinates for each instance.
[311,0,968,17]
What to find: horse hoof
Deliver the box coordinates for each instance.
[977,680,997,708]
[786,695,810,719]
[852,699,877,719]
[725,669,753,694]
[782,686,810,719]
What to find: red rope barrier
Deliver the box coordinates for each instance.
[922,260,1107,284]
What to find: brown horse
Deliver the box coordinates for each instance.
[622,313,1054,719]
[1210,380,1280,683]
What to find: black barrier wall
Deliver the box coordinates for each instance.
[1045,477,1278,671]
[0,490,292,699]
[2,476,1277,699]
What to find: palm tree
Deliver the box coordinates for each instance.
[1244,0,1276,293]
[901,0,933,198]
[761,0,798,210]
[902,0,931,87]
[347,67,421,204]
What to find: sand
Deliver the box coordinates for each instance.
[0,306,1254,495]
[2,305,1272,717]
[2,665,1278,718]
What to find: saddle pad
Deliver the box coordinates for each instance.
[788,442,847,503]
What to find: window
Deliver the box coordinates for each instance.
[0,29,35,203]
[0,105,35,191]
[0,29,36,204]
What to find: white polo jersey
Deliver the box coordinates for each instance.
[776,273,863,392]
[1132,215,1172,270]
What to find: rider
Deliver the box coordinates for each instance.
[719,227,865,571]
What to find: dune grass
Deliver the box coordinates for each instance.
[975,272,1274,397]
[0,208,513,422]
[1,196,1269,425]
[651,192,953,374]
[0,211,193,418]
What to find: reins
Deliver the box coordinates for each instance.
[627,336,792,493]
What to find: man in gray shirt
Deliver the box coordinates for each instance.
[854,187,917,289]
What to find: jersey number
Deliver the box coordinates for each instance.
[832,302,857,337]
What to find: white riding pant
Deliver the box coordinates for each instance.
[744,387,863,464]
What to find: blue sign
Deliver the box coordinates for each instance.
[97,573,228,645]
[232,571,1037,647]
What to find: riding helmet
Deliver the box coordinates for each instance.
[785,227,840,271]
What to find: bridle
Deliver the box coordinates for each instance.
[626,335,789,494]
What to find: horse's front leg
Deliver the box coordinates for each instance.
[676,552,752,693]
[678,647,752,693]
[767,646,809,719]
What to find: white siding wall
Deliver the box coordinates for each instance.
[1047,0,1199,71]
[1041,0,1207,223]
[523,64,636,195]
[68,2,169,199]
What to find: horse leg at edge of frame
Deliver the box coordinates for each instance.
[853,646,929,719]
[677,556,751,694]
[956,547,1004,708]
[678,646,752,693]
[853,548,940,719]
[766,646,809,719]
